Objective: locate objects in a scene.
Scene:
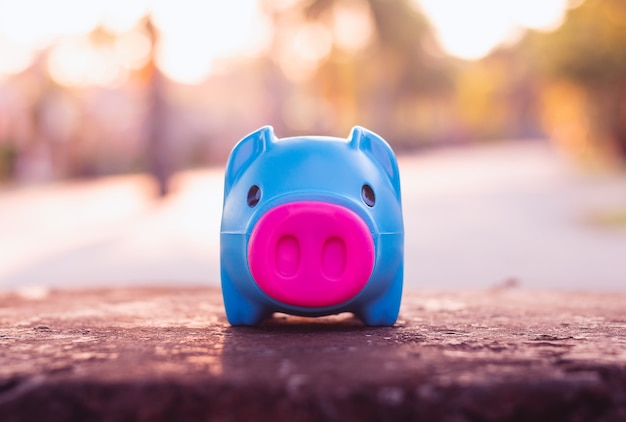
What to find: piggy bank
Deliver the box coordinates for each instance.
[220,126,403,326]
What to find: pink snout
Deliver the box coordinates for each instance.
[248,201,375,308]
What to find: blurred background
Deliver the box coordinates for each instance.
[0,0,625,292]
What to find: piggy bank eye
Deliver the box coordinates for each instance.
[361,184,375,207]
[247,185,261,207]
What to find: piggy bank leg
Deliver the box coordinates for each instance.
[354,269,403,327]
[221,275,270,326]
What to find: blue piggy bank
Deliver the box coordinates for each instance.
[220,126,404,326]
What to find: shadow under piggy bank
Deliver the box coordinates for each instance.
[217,313,417,420]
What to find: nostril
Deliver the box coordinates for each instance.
[321,237,347,279]
[275,235,300,277]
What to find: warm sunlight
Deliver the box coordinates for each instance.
[0,0,99,47]
[415,0,576,60]
[150,0,269,84]
[331,0,375,53]
[0,0,269,85]
[0,36,34,78]
[1,0,582,83]
[0,0,151,82]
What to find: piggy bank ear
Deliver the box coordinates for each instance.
[349,126,401,195]
[224,126,276,196]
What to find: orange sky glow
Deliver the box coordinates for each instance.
[0,0,582,86]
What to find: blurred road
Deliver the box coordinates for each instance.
[1,140,625,292]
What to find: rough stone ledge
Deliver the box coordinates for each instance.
[0,287,625,421]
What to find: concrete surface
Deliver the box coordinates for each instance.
[0,140,625,291]
[1,287,625,421]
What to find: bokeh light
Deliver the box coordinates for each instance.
[0,36,34,78]
[0,0,270,86]
[415,0,575,60]
[47,36,126,87]
[151,0,269,84]
[331,0,375,53]
[0,0,580,82]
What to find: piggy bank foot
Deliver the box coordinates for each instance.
[354,276,402,327]
[355,306,398,327]
[224,301,270,326]
[221,279,271,326]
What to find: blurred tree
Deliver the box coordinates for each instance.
[304,0,455,147]
[453,48,543,143]
[143,18,172,197]
[525,0,626,163]
[0,144,17,181]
